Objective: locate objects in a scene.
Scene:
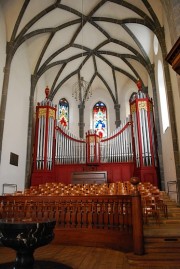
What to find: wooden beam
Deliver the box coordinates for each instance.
[166,37,180,75]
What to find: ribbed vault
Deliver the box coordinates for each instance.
[2,0,165,106]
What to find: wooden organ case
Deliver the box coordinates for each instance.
[31,87,159,186]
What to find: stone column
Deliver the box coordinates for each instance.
[0,42,13,162]
[78,103,85,138]
[114,103,121,128]
[149,68,164,190]
[24,75,37,188]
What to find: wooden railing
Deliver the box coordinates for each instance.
[0,194,144,254]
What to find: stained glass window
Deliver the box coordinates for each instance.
[93,101,107,138]
[58,98,69,128]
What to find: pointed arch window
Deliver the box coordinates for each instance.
[58,98,69,128]
[93,101,107,138]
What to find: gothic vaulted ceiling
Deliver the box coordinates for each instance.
[2,0,164,104]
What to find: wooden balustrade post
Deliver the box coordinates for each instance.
[130,177,144,255]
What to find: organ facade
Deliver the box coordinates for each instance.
[31,87,159,186]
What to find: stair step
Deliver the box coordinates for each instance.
[144,229,180,237]
[165,204,179,209]
[126,252,180,269]
[168,210,180,214]
[145,247,180,253]
[145,246,180,253]
[168,212,180,216]
[165,219,180,222]
[144,237,180,252]
[145,237,180,242]
[143,192,180,263]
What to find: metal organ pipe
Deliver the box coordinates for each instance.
[47,114,54,170]
[144,108,151,166]
[100,117,133,163]
[39,110,45,169]
[55,123,86,164]
[149,108,157,166]
[131,105,140,167]
[139,105,146,166]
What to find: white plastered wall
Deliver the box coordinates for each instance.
[0,40,32,194]
[119,79,137,121]
[153,24,177,199]
[163,5,180,164]
[162,7,180,200]
[0,4,6,104]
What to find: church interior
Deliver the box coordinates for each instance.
[0,1,180,268]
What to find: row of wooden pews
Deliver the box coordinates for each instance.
[11,181,168,224]
[5,181,168,225]
[0,180,146,253]
[138,182,168,223]
[0,193,135,252]
[0,180,168,253]
[15,181,134,196]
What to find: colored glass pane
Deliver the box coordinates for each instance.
[58,98,69,128]
[93,101,107,138]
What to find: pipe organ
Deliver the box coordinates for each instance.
[32,87,159,185]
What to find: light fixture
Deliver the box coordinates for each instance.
[72,76,92,102]
[72,1,92,103]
